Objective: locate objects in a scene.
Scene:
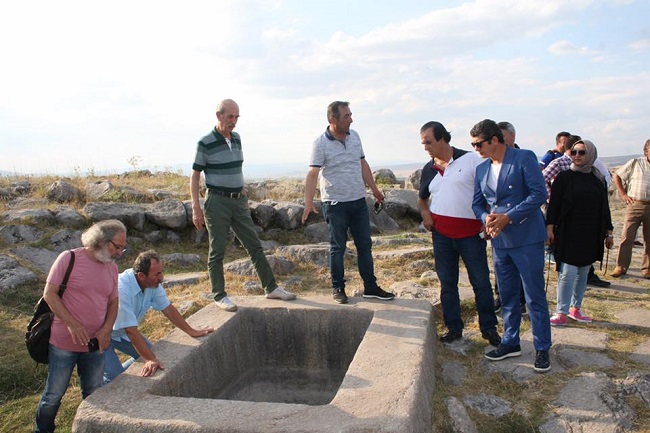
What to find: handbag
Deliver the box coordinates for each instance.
[25,251,75,364]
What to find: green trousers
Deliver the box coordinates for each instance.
[203,192,277,300]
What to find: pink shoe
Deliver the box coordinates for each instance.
[568,307,592,323]
[550,313,569,326]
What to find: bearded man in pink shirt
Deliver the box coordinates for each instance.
[35,219,126,433]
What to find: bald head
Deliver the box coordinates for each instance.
[216,99,240,138]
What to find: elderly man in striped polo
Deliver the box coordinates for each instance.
[190,99,296,311]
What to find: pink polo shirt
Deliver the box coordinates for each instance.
[46,248,118,352]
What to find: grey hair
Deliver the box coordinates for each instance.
[81,219,127,249]
[497,121,515,135]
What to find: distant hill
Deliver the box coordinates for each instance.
[1,154,641,180]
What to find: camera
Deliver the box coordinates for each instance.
[88,338,99,352]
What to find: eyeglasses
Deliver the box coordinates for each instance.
[109,239,128,253]
[471,139,489,148]
[570,150,587,156]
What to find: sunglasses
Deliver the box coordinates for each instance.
[471,138,489,149]
[373,201,384,214]
[570,150,587,156]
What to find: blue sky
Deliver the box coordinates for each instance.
[1,0,648,175]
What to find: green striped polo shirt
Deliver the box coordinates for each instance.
[192,127,244,192]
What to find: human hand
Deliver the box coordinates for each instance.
[373,190,385,203]
[140,359,165,377]
[605,235,614,249]
[302,203,318,224]
[188,326,214,338]
[623,194,635,205]
[192,206,205,230]
[66,322,90,348]
[485,213,510,238]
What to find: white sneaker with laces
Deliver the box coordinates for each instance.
[215,296,237,312]
[266,286,297,301]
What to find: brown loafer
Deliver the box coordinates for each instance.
[642,271,650,279]
[610,267,626,278]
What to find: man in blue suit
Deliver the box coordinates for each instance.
[471,119,552,373]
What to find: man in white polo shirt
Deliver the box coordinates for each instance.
[302,101,394,304]
[417,121,500,346]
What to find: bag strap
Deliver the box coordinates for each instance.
[57,250,76,298]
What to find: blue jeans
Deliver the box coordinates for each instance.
[35,345,104,433]
[492,242,551,351]
[322,198,377,290]
[555,262,590,314]
[103,336,153,384]
[433,230,498,333]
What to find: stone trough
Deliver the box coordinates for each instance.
[73,296,436,433]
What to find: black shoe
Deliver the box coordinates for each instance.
[534,350,551,373]
[439,330,463,343]
[482,329,502,347]
[362,286,395,301]
[587,274,611,287]
[333,288,348,304]
[494,297,501,313]
[485,344,522,361]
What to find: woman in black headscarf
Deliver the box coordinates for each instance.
[546,139,614,326]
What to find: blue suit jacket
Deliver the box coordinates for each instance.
[472,146,548,249]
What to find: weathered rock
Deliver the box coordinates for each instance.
[54,206,86,227]
[548,372,634,433]
[445,397,478,433]
[304,222,329,243]
[631,336,650,367]
[86,180,115,200]
[6,197,50,209]
[406,168,422,190]
[224,254,295,276]
[46,180,83,203]
[276,244,336,268]
[250,202,276,229]
[273,202,303,230]
[3,208,55,225]
[50,229,83,252]
[385,189,419,213]
[442,360,467,387]
[0,224,44,244]
[463,393,511,418]
[82,202,146,231]
[0,254,38,291]
[616,372,650,408]
[11,180,31,195]
[145,230,163,243]
[166,231,182,243]
[120,186,154,203]
[373,168,398,185]
[146,199,187,230]
[161,253,201,268]
[0,187,13,200]
[11,246,59,274]
[367,197,400,233]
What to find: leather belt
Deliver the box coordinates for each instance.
[208,189,243,199]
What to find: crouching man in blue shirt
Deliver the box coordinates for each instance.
[103,250,214,383]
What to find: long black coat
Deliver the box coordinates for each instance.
[546,170,613,268]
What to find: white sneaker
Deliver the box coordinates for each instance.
[215,296,237,312]
[265,286,296,301]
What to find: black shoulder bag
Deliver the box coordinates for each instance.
[25,251,76,364]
